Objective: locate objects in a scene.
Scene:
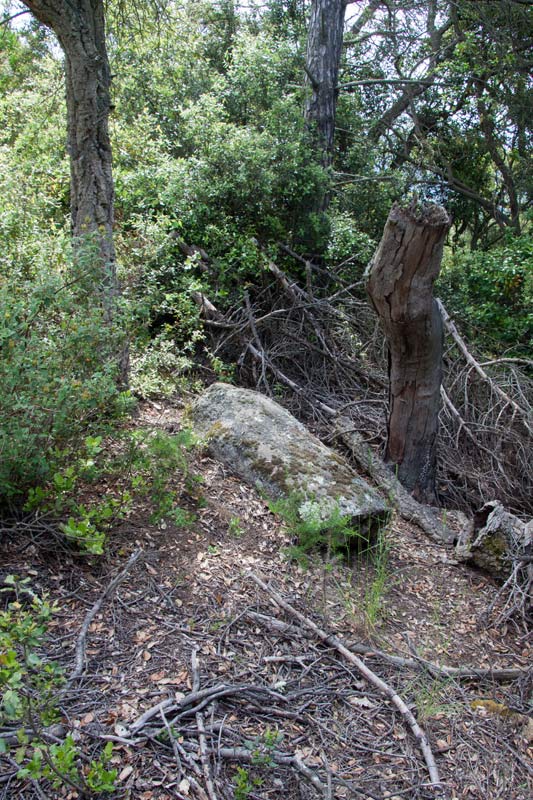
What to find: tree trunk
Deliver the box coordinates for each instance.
[366,203,451,505]
[21,0,117,311]
[304,0,346,172]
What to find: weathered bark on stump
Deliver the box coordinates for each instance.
[22,0,117,311]
[367,203,451,504]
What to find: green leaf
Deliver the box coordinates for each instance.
[3,688,23,719]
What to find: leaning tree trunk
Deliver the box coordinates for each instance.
[304,0,346,174]
[22,0,117,312]
[366,203,451,505]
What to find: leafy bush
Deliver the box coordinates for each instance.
[438,233,533,353]
[24,427,199,553]
[0,576,118,793]
[326,211,376,279]
[149,95,327,289]
[0,238,132,504]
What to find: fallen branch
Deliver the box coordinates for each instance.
[437,299,532,435]
[245,611,528,682]
[335,418,463,545]
[159,707,209,800]
[248,573,443,791]
[128,683,289,737]
[191,650,218,800]
[68,549,143,685]
[217,747,327,796]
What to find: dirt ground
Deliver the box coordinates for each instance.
[1,401,531,800]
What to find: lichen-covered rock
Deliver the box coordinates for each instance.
[190,383,390,544]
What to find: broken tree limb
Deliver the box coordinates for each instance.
[245,610,527,683]
[439,386,497,460]
[335,417,462,545]
[437,299,532,436]
[248,573,443,791]
[367,203,451,504]
[67,548,143,686]
[266,256,335,358]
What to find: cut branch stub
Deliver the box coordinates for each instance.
[367,203,451,505]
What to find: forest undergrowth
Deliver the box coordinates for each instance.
[0,401,531,800]
[1,2,532,797]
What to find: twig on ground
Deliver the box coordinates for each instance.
[246,610,528,682]
[67,549,143,685]
[191,649,218,800]
[248,572,443,791]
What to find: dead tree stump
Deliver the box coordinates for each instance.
[367,203,451,504]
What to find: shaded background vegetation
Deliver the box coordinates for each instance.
[0,0,531,512]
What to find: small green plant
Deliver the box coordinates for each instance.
[85,742,118,793]
[269,493,363,562]
[208,352,235,383]
[128,428,198,524]
[0,576,64,729]
[228,516,244,537]
[233,728,283,798]
[0,577,117,793]
[244,726,284,767]
[410,675,456,723]
[234,766,263,800]
[170,507,197,527]
[15,735,117,793]
[362,529,391,630]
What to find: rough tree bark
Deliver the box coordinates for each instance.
[304,0,347,172]
[366,203,451,504]
[21,0,117,311]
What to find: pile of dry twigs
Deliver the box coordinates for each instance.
[195,243,532,521]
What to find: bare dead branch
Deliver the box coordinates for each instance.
[67,549,143,685]
[248,572,443,790]
[437,301,532,435]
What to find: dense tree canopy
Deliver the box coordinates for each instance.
[0,0,531,504]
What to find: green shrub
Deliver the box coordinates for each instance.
[326,211,376,280]
[269,493,364,563]
[0,576,118,793]
[438,233,533,353]
[23,427,198,553]
[0,239,132,505]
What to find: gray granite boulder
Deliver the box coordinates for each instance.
[190,383,390,545]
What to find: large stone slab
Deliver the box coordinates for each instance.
[190,383,390,543]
